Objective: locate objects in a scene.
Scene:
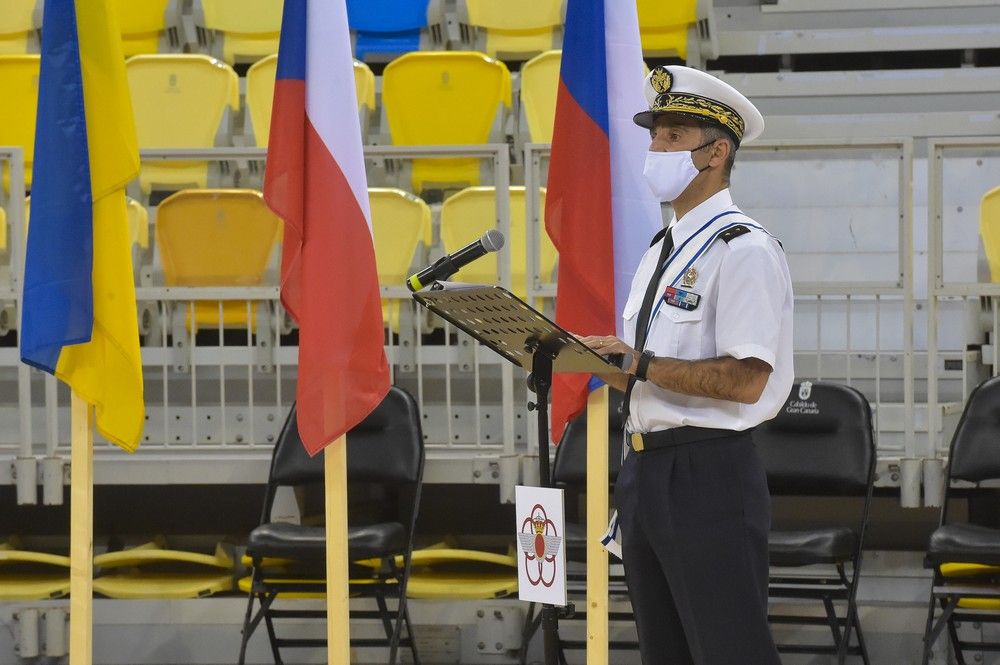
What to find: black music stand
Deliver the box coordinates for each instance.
[413,283,624,665]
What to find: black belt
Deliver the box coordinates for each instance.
[628,426,739,453]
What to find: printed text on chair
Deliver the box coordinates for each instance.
[126,54,240,193]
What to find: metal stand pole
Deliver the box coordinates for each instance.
[528,349,562,665]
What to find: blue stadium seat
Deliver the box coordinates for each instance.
[346,0,430,61]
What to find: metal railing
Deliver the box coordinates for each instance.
[0,145,528,498]
[1,136,995,509]
[926,137,1000,472]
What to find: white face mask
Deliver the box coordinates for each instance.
[641,142,713,203]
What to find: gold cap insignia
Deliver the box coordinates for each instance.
[682,267,698,288]
[649,67,673,94]
[650,93,746,143]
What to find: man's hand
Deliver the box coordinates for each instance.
[577,335,636,392]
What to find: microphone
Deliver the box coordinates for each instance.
[407,230,505,292]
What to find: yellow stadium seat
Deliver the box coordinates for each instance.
[0,0,36,55]
[520,49,561,143]
[126,54,240,194]
[245,54,277,147]
[636,0,696,59]
[356,545,518,599]
[369,188,431,331]
[354,58,377,120]
[382,52,512,193]
[114,0,171,56]
[0,206,6,253]
[937,562,1000,609]
[464,0,562,59]
[0,55,39,191]
[981,186,1000,282]
[440,186,556,303]
[156,189,281,332]
[94,540,233,599]
[0,541,71,600]
[127,197,150,249]
[247,55,375,147]
[201,0,283,65]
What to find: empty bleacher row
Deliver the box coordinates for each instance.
[0,0,697,65]
[0,46,566,191]
[0,44,560,351]
[5,0,996,70]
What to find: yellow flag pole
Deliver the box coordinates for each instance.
[324,436,350,664]
[69,391,93,665]
[586,386,610,665]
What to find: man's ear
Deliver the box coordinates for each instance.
[710,139,730,168]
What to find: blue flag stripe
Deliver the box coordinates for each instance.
[560,0,609,136]
[275,0,307,81]
[20,0,94,373]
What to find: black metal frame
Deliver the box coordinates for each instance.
[767,557,872,664]
[237,394,425,665]
[762,384,876,665]
[921,377,1000,665]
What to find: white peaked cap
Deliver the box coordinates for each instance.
[633,65,764,146]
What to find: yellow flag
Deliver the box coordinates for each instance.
[53,0,144,450]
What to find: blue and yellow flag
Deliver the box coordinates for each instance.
[21,0,144,451]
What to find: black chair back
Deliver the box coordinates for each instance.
[754,382,874,496]
[242,385,424,665]
[553,391,625,488]
[264,386,423,516]
[948,376,1000,483]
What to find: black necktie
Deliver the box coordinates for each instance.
[622,227,674,423]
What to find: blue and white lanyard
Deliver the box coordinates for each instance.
[643,210,771,339]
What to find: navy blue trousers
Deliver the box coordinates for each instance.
[615,431,780,665]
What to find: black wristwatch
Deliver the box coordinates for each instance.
[634,349,655,381]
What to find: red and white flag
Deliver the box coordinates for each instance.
[264,0,390,455]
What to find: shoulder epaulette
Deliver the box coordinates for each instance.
[649,227,669,247]
[719,225,751,243]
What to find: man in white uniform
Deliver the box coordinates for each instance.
[581,66,794,664]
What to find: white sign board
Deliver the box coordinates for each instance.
[515,485,567,606]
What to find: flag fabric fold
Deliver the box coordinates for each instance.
[545,0,661,441]
[21,0,144,452]
[265,0,390,455]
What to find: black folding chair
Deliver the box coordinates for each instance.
[520,393,627,663]
[922,375,1000,665]
[237,386,424,665]
[754,382,875,664]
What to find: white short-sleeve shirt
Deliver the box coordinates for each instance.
[623,189,794,433]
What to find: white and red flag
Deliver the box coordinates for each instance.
[264,0,390,454]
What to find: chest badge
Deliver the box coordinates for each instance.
[663,286,700,311]
[681,267,698,288]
